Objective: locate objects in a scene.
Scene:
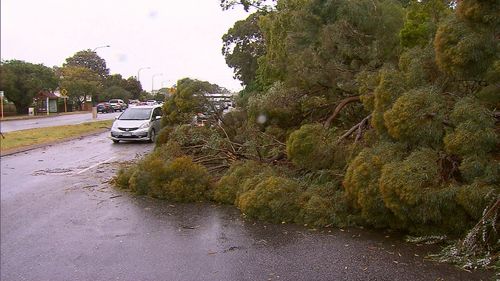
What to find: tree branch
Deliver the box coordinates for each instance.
[324,96,362,128]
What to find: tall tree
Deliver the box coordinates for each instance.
[123,77,143,99]
[63,50,109,80]
[222,12,267,86]
[0,60,58,114]
[59,66,101,110]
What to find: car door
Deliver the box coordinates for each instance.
[151,107,163,132]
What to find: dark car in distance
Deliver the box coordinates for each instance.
[97,102,114,113]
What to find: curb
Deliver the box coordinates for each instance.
[0,111,92,122]
[0,128,109,157]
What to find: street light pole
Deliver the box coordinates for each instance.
[137,67,151,82]
[92,45,110,52]
[151,73,163,93]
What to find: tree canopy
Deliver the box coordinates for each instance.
[0,60,58,114]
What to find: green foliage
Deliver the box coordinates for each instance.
[63,49,109,80]
[247,82,303,128]
[222,12,266,86]
[444,121,497,157]
[286,123,335,170]
[296,181,351,227]
[114,165,137,189]
[237,176,302,223]
[371,68,406,135]
[156,126,175,147]
[399,45,441,88]
[343,142,406,227]
[59,66,101,110]
[456,182,497,220]
[213,160,272,204]
[399,0,451,48]
[127,155,211,202]
[434,16,498,79]
[459,156,499,185]
[379,148,469,234]
[384,88,446,147]
[0,60,58,114]
[162,78,223,126]
[257,0,404,92]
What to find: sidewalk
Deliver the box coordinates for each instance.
[0,111,91,122]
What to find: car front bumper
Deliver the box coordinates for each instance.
[110,128,150,141]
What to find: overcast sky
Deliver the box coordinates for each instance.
[1,0,249,92]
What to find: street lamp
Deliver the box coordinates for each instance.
[92,45,111,52]
[137,67,151,82]
[151,73,163,93]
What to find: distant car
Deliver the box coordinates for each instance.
[109,99,127,111]
[110,105,163,143]
[96,102,114,113]
[146,100,158,106]
[128,99,140,106]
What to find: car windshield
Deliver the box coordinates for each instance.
[118,108,152,120]
[109,99,119,103]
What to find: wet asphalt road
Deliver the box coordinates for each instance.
[0,132,495,281]
[0,111,121,132]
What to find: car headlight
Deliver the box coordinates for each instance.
[139,122,150,129]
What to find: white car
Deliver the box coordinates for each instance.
[109,99,127,111]
[110,105,163,143]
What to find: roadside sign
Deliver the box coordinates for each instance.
[60,89,68,97]
[0,91,4,97]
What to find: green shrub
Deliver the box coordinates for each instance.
[114,165,137,189]
[384,88,446,147]
[456,182,497,220]
[158,156,211,202]
[127,155,210,202]
[379,148,469,234]
[286,124,336,170]
[237,176,302,223]
[459,156,500,184]
[296,182,351,227]
[444,121,497,156]
[371,68,406,136]
[343,142,406,228]
[156,126,175,146]
[212,161,271,204]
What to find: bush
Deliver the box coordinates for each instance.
[212,161,272,204]
[158,156,211,202]
[237,176,302,223]
[286,124,336,170]
[156,126,175,146]
[114,164,137,189]
[384,88,447,147]
[343,142,406,228]
[456,182,497,220]
[459,156,499,184]
[296,181,351,227]
[125,155,211,202]
[379,148,469,234]
[444,121,497,156]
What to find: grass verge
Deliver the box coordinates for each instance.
[1,120,113,152]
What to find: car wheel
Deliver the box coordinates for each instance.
[112,139,120,143]
[149,129,156,143]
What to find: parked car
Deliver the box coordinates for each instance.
[96,102,114,113]
[146,100,158,106]
[110,105,163,143]
[109,99,127,111]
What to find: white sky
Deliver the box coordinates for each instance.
[1,0,249,92]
